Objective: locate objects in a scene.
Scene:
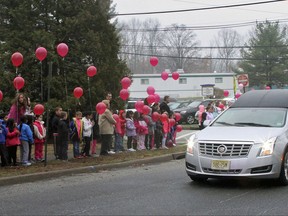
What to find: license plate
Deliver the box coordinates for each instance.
[211,160,230,170]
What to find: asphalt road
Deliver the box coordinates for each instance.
[1,159,288,215]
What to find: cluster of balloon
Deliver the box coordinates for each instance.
[176,125,183,132]
[174,113,181,122]
[161,71,169,81]
[13,76,25,90]
[172,72,180,80]
[119,89,129,101]
[223,90,229,97]
[73,87,83,99]
[150,56,158,67]
[96,102,106,114]
[87,66,97,77]
[34,104,45,115]
[57,43,69,58]
[121,77,131,89]
[235,93,242,99]
[35,47,48,62]
[135,100,144,113]
[0,91,3,102]
[142,105,150,115]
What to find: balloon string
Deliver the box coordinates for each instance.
[16,67,18,76]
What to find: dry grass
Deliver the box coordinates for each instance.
[0,143,187,178]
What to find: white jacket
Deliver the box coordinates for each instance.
[82,117,93,137]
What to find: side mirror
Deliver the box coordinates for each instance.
[203,120,211,128]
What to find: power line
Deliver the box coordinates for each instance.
[115,0,286,16]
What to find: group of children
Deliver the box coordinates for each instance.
[0,114,46,167]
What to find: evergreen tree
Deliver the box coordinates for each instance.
[238,21,288,88]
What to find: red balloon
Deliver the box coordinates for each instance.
[11,52,23,67]
[135,100,144,113]
[265,86,271,90]
[152,112,160,122]
[57,43,69,57]
[13,76,25,90]
[176,125,182,132]
[146,95,155,105]
[218,103,225,110]
[169,119,176,127]
[235,93,242,99]
[160,113,168,121]
[146,86,155,95]
[223,90,229,97]
[35,47,47,61]
[119,89,129,100]
[86,66,97,77]
[154,94,160,103]
[34,104,45,115]
[172,72,180,80]
[150,56,158,67]
[121,77,131,89]
[96,102,106,114]
[161,71,169,81]
[174,113,181,122]
[142,105,150,115]
[73,87,83,99]
[113,114,119,122]
[0,90,3,102]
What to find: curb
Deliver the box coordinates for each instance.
[0,152,186,186]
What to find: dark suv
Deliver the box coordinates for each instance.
[173,99,213,124]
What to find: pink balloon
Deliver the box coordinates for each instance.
[0,91,3,101]
[142,105,150,115]
[172,72,180,80]
[146,86,155,95]
[152,112,160,122]
[34,104,45,115]
[73,87,83,99]
[161,71,169,81]
[96,102,106,114]
[174,113,181,122]
[119,89,129,100]
[150,56,158,67]
[146,95,155,105]
[265,86,271,90]
[121,77,131,89]
[223,90,229,97]
[57,43,69,57]
[135,100,144,113]
[11,52,23,67]
[160,113,168,121]
[13,76,25,90]
[113,114,119,122]
[35,47,47,61]
[235,93,242,99]
[176,125,183,132]
[169,119,176,127]
[218,103,225,110]
[87,66,97,77]
[154,94,160,103]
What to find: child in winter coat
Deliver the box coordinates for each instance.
[0,119,8,167]
[114,110,126,152]
[6,118,20,166]
[33,115,46,162]
[160,112,170,149]
[69,111,84,158]
[134,112,148,150]
[125,111,136,152]
[18,115,34,166]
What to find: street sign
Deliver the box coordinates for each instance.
[237,74,249,87]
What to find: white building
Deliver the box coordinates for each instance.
[129,72,236,99]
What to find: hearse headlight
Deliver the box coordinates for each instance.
[187,133,198,155]
[259,137,277,157]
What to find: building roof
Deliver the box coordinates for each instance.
[232,89,288,108]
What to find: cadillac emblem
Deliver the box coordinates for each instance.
[217,145,227,154]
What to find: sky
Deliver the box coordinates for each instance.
[112,0,288,45]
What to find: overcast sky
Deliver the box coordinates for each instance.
[112,0,288,45]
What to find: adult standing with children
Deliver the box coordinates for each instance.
[98,100,116,156]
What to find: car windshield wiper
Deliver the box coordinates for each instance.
[214,121,236,126]
[234,122,271,127]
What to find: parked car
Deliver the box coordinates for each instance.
[173,99,213,124]
[169,100,192,111]
[186,89,288,185]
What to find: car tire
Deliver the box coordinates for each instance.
[186,115,195,125]
[278,149,288,186]
[189,175,208,182]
